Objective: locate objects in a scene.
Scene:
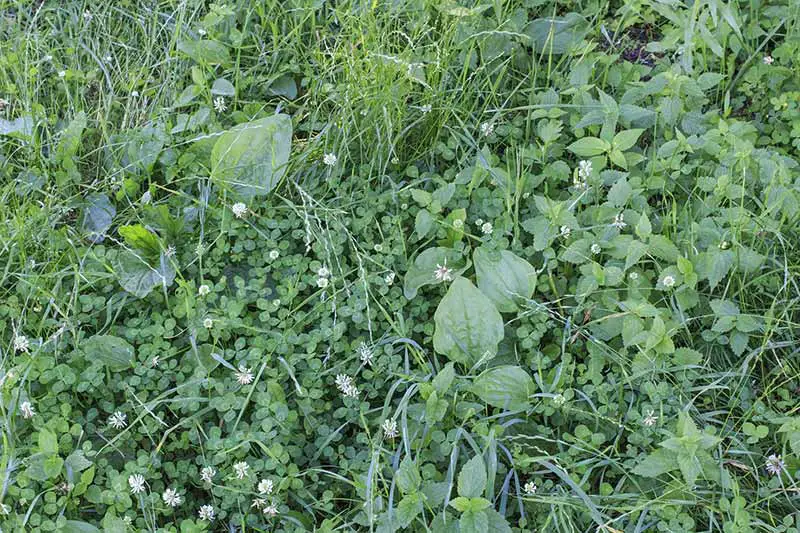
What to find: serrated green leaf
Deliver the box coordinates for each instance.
[458,455,487,498]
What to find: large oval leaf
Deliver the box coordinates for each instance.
[403,247,469,300]
[211,114,292,199]
[473,247,537,312]
[433,277,504,366]
[82,335,134,371]
[471,365,533,411]
[116,250,176,298]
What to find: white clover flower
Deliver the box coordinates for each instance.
[765,454,784,476]
[251,498,266,509]
[560,225,571,238]
[629,272,639,280]
[203,318,214,329]
[58,70,66,78]
[480,122,494,136]
[358,343,373,366]
[335,374,359,398]
[197,28,207,36]
[162,488,182,507]
[269,249,280,260]
[523,481,537,495]
[150,356,160,368]
[263,502,278,516]
[573,175,587,189]
[578,160,592,179]
[317,266,330,278]
[14,335,29,353]
[323,153,338,166]
[374,243,383,252]
[231,202,247,218]
[662,275,676,288]
[382,418,398,439]
[453,219,464,229]
[140,190,152,205]
[83,10,93,21]
[20,401,35,419]
[128,474,146,494]
[434,261,453,282]
[763,55,774,65]
[213,97,227,113]
[130,90,139,97]
[257,478,274,495]
[420,104,432,114]
[109,411,127,429]
[123,516,133,525]
[611,213,627,229]
[481,222,493,235]
[552,393,566,407]
[591,243,601,255]
[198,504,215,521]
[643,410,658,427]
[317,277,329,288]
[165,245,176,257]
[195,241,206,256]
[475,218,484,226]
[384,272,396,286]
[235,365,254,386]
[200,466,216,483]
[233,461,249,479]
[198,284,210,296]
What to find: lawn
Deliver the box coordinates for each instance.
[1,0,799,532]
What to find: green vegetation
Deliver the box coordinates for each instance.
[1,0,799,531]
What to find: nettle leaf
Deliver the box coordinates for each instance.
[396,493,423,528]
[433,277,504,366]
[458,455,487,498]
[82,335,135,371]
[473,247,537,312]
[485,508,513,533]
[211,114,292,199]
[567,137,609,157]
[396,457,421,494]
[607,178,633,207]
[696,250,734,290]
[613,128,644,151]
[404,247,469,299]
[472,366,533,411]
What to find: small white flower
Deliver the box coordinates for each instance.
[58,70,66,78]
[420,104,432,114]
[200,466,216,483]
[231,202,247,218]
[323,153,338,166]
[719,240,730,250]
[128,474,146,494]
[263,502,278,516]
[257,478,274,495]
[43,55,53,62]
[195,242,206,256]
[481,222,493,235]
[335,374,359,398]
[198,504,215,521]
[358,343,373,366]
[480,122,494,137]
[611,213,627,229]
[560,225,571,238]
[434,261,453,282]
[765,454,784,476]
[452,219,464,229]
[475,218,483,226]
[83,10,93,21]
[197,28,207,36]
[269,249,280,260]
[162,488,182,507]
[203,317,214,329]
[317,277,329,288]
[552,393,566,407]
[317,266,330,278]
[661,275,676,288]
[382,418,398,439]
[763,55,774,65]
[140,191,152,205]
[198,284,210,296]
[20,401,35,419]
[14,335,29,353]
[123,516,133,525]
[109,411,127,429]
[233,461,249,479]
[629,272,639,280]
[573,174,587,188]
[578,160,592,179]
[384,272,396,286]
[213,97,227,113]
[643,410,658,427]
[235,365,254,385]
[130,90,139,97]
[523,481,537,495]
[374,243,383,252]
[251,498,266,509]
[591,243,601,255]
[165,245,176,257]
[104,56,112,63]
[150,356,160,368]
